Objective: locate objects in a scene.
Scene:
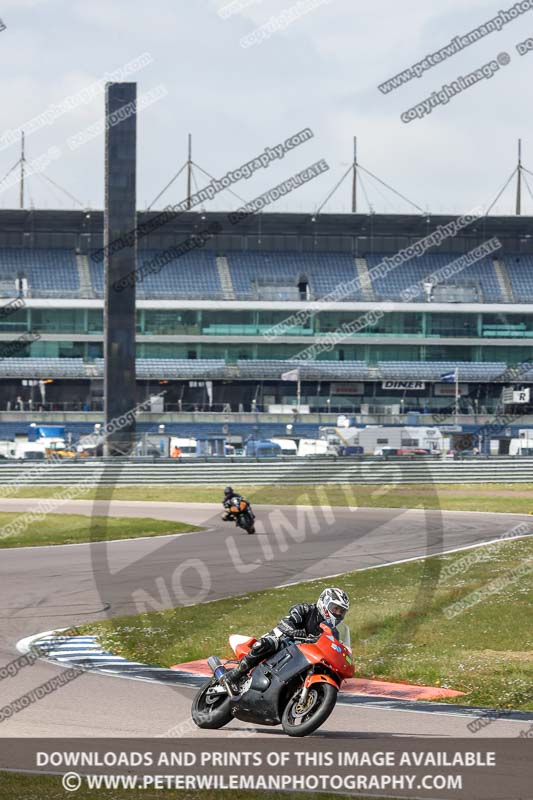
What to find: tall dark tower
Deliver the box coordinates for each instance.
[104,82,137,455]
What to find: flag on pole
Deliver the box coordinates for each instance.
[440,369,458,382]
[281,368,300,381]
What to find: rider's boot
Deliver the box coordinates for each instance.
[224,653,259,693]
[224,635,279,693]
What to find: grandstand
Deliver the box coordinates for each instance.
[7,246,530,304]
[366,252,503,303]
[0,209,533,424]
[226,251,365,301]
[505,254,533,303]
[0,247,79,297]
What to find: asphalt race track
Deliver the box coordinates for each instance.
[0,499,531,738]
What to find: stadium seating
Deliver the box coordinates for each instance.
[0,358,230,380]
[0,248,79,297]
[226,252,363,300]
[236,359,369,380]
[93,358,227,379]
[88,251,222,298]
[504,255,533,303]
[0,246,532,304]
[137,250,222,298]
[0,357,516,383]
[378,361,507,381]
[0,357,85,378]
[366,253,503,302]
[93,250,505,302]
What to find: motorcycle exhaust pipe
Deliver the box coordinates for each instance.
[207,656,226,682]
[207,656,238,697]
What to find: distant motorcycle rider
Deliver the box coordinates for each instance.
[221,486,250,521]
[225,587,350,692]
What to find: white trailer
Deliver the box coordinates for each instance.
[297,438,329,457]
[14,441,48,459]
[363,426,443,455]
[271,438,298,456]
[509,429,533,456]
[0,440,16,459]
[169,437,197,456]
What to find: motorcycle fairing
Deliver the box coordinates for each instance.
[264,642,310,678]
[304,672,340,690]
[230,643,311,726]
[229,634,256,661]
[298,638,353,680]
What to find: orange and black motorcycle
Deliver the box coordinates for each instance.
[192,623,354,736]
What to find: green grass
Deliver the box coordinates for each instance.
[0,512,199,548]
[76,538,533,710]
[5,482,533,514]
[0,773,387,800]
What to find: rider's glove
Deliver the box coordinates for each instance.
[289,628,308,640]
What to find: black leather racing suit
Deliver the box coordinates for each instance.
[226,603,337,686]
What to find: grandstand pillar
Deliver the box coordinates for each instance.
[104,83,137,456]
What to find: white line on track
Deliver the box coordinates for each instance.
[275,532,533,588]
[2,527,214,551]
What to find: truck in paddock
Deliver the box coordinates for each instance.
[319,425,444,456]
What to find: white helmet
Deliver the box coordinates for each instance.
[317,587,349,627]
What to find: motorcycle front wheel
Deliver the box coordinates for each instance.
[237,515,255,534]
[281,683,338,737]
[191,679,233,729]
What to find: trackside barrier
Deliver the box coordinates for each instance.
[0,457,532,484]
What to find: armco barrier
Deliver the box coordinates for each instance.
[0,457,532,484]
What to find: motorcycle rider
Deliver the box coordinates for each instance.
[225,587,349,692]
[221,486,250,521]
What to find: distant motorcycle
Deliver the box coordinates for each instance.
[224,499,256,535]
[191,622,354,737]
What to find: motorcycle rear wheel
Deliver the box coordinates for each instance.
[192,679,233,729]
[281,683,337,737]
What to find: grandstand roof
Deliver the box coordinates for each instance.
[0,209,532,249]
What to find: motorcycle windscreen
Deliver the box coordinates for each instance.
[335,622,351,649]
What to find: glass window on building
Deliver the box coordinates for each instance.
[426,313,478,337]
[28,340,85,358]
[0,306,27,332]
[87,309,103,333]
[366,345,422,361]
[144,310,198,335]
[481,313,533,338]
[31,308,86,333]
[425,345,475,361]
[257,310,313,335]
[481,345,533,364]
[202,310,255,335]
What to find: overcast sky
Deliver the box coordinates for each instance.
[0,0,531,217]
